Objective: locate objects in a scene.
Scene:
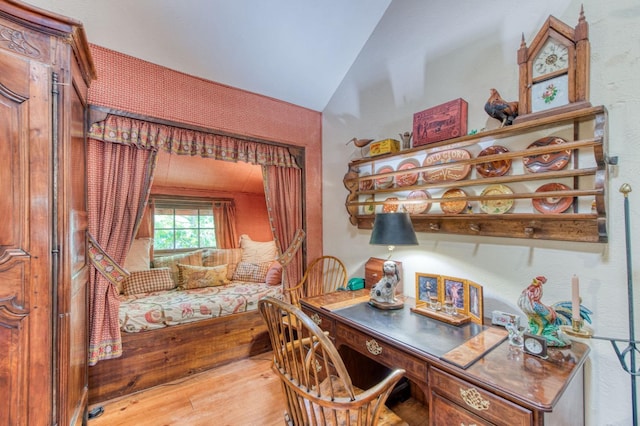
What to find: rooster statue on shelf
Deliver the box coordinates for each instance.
[484,88,519,127]
[517,276,593,347]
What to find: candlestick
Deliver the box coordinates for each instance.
[571,275,580,320]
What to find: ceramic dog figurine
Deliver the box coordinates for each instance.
[370,260,400,304]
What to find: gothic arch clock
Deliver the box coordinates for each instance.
[517,7,590,120]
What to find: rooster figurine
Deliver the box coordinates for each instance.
[517,276,592,346]
[484,88,519,127]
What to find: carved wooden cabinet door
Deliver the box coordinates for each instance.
[0,2,95,425]
[0,42,47,426]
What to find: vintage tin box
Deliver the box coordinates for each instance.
[413,98,468,146]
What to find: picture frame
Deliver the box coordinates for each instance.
[442,275,466,314]
[466,280,484,325]
[415,273,442,307]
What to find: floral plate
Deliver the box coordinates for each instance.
[480,184,514,214]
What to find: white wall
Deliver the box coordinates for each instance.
[322,1,640,424]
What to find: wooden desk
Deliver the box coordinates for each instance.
[301,290,589,426]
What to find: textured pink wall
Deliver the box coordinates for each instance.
[87,44,323,261]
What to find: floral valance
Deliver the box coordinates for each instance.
[89,114,299,168]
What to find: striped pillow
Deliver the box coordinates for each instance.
[202,248,243,280]
[122,268,175,295]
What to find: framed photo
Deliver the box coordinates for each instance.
[442,275,466,313]
[466,281,484,324]
[415,273,442,307]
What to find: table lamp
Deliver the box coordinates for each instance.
[368,212,418,309]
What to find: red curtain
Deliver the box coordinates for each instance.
[87,138,157,365]
[263,165,304,290]
[213,201,239,249]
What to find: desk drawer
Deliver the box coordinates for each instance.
[336,323,427,382]
[301,307,335,337]
[429,368,531,426]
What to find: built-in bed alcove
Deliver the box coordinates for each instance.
[87,105,308,404]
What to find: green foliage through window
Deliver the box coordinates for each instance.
[154,203,216,251]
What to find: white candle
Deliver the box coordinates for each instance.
[571,275,580,320]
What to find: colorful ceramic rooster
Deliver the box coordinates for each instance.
[517,276,592,346]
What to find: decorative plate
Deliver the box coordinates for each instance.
[359,172,373,191]
[441,188,468,214]
[396,158,420,187]
[480,184,514,214]
[362,197,375,215]
[382,197,399,213]
[375,165,394,189]
[423,149,472,183]
[404,190,431,214]
[476,145,511,178]
[522,136,571,173]
[532,183,573,214]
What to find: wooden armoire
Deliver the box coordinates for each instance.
[0,1,95,425]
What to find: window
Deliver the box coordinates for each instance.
[153,200,216,251]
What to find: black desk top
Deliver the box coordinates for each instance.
[333,301,486,358]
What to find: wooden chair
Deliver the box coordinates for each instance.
[285,255,348,307]
[258,296,407,426]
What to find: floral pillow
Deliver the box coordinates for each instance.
[177,263,230,289]
[122,268,175,296]
[232,261,272,283]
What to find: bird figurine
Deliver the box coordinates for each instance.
[346,137,374,148]
[517,276,592,347]
[484,88,519,127]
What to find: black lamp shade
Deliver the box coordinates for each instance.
[369,212,418,246]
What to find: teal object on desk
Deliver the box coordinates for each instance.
[340,278,364,291]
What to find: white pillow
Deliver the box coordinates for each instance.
[239,234,278,264]
[123,238,152,272]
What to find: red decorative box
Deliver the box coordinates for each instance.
[413,98,468,146]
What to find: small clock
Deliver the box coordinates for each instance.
[523,333,548,359]
[517,7,591,119]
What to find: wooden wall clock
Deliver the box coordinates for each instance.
[516,7,591,121]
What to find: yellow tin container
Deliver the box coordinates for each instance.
[369,139,400,156]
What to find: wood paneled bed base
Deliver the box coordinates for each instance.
[88,310,270,404]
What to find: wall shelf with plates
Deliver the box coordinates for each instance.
[343,106,609,243]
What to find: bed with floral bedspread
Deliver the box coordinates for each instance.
[119,281,282,332]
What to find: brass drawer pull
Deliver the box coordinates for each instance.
[366,339,383,355]
[310,313,322,325]
[460,387,490,411]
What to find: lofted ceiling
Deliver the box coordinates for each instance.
[23,0,392,194]
[24,0,392,112]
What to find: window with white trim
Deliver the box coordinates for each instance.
[153,199,216,252]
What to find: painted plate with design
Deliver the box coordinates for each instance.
[362,197,376,215]
[522,136,571,173]
[532,183,573,214]
[404,190,431,214]
[480,184,514,214]
[396,158,420,187]
[359,172,373,191]
[476,145,511,178]
[441,188,468,214]
[382,197,399,213]
[423,149,472,183]
[375,165,394,189]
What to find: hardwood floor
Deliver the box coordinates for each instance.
[88,352,428,425]
[88,353,285,426]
